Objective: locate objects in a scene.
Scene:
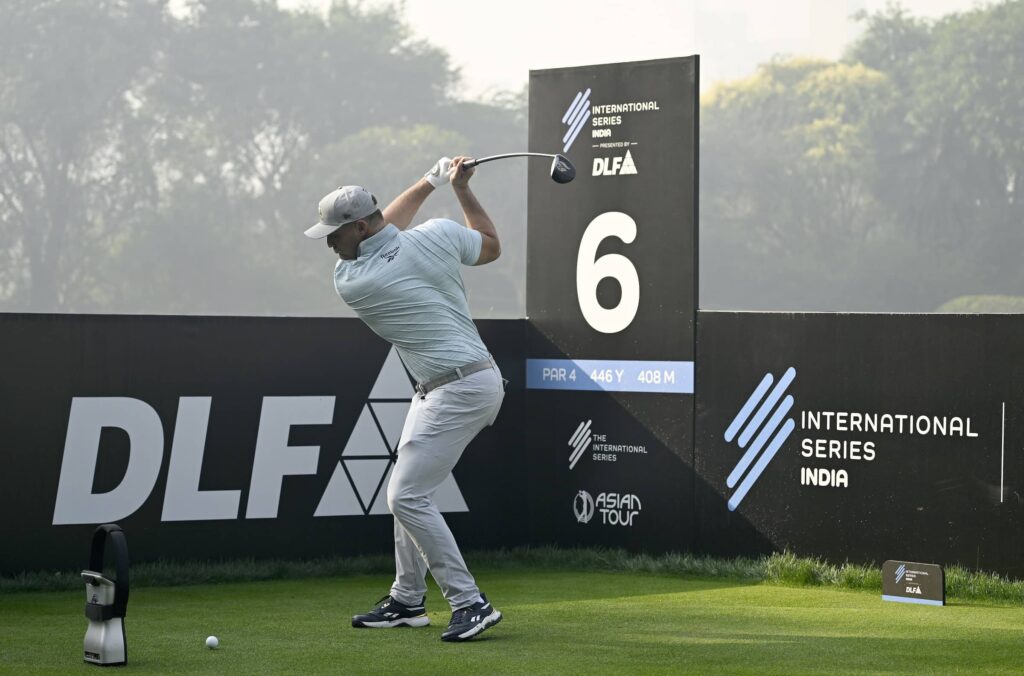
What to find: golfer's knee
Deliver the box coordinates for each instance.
[386,481,418,517]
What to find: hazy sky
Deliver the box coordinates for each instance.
[281,0,982,98]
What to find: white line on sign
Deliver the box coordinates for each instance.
[1001,402,1006,503]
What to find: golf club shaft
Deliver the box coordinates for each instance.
[464,153,557,168]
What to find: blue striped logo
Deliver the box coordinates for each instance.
[724,367,797,511]
[568,420,593,470]
[895,564,906,584]
[561,88,592,153]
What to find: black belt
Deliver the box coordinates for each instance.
[415,358,494,397]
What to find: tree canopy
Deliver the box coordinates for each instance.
[701,1,1024,311]
[1,0,1021,315]
[0,0,525,315]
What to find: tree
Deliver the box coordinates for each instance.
[0,0,528,316]
[848,2,1024,293]
[701,1,1024,311]
[109,0,465,315]
[701,57,895,310]
[0,0,168,311]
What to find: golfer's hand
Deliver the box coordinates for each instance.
[450,156,475,188]
[424,156,453,188]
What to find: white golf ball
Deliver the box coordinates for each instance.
[205,635,219,649]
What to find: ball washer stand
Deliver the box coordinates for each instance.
[81,524,130,666]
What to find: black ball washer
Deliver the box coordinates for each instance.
[81,524,130,666]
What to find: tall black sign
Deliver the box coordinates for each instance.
[525,57,699,550]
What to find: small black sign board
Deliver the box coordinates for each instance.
[882,560,945,606]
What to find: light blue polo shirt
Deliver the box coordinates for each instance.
[334,219,490,384]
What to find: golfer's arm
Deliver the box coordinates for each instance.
[453,185,500,265]
[382,179,434,230]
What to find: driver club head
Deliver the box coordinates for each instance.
[550,154,576,184]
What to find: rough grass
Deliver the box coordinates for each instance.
[5,547,1024,605]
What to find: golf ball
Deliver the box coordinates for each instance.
[206,635,219,649]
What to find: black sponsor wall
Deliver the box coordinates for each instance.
[525,57,699,551]
[0,314,526,574]
[696,312,1024,576]
[11,310,1024,574]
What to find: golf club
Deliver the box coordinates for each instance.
[464,153,576,184]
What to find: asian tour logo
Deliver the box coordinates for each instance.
[724,367,797,511]
[573,490,595,523]
[573,489,641,527]
[561,88,592,152]
[895,563,907,584]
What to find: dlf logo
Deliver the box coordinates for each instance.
[51,347,467,524]
[723,367,797,511]
[592,150,637,177]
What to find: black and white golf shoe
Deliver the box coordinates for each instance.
[352,595,430,628]
[440,594,502,642]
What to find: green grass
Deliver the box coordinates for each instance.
[8,547,1024,604]
[3,568,1024,674]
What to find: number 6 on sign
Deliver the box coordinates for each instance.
[576,212,640,334]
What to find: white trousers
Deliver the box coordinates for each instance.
[387,361,504,610]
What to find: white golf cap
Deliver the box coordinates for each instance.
[304,185,379,239]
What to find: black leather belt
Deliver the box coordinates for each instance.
[415,357,494,397]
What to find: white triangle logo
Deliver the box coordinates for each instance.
[342,405,389,456]
[316,347,468,516]
[370,402,409,452]
[620,149,637,175]
[370,348,414,399]
[369,463,394,515]
[433,473,469,511]
[345,458,391,511]
[314,462,364,516]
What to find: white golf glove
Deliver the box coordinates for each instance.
[424,156,453,188]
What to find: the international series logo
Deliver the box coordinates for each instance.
[723,367,797,511]
[561,88,591,152]
[568,420,593,470]
[895,563,906,584]
[566,419,646,470]
[723,364,984,510]
[562,87,646,176]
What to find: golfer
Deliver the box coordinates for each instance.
[304,156,504,642]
